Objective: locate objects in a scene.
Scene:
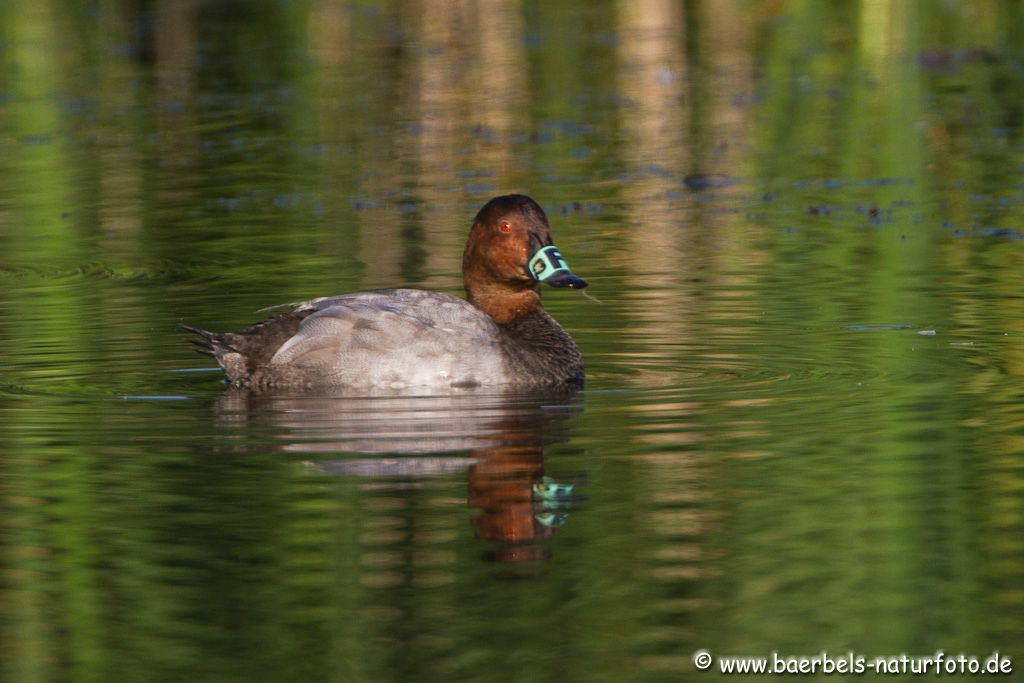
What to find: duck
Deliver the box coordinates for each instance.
[184,194,588,390]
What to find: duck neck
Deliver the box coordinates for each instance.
[466,285,542,325]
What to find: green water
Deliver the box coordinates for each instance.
[1,1,1022,681]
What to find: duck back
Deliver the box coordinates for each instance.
[191,290,502,389]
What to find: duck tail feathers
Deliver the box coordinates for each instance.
[180,324,239,357]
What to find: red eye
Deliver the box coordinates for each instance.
[500,221,512,233]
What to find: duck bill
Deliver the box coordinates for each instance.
[543,271,588,289]
[528,245,588,289]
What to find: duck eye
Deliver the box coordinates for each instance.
[499,221,512,233]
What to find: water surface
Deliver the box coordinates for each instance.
[1,2,1022,681]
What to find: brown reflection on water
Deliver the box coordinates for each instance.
[154,0,199,171]
[321,0,533,288]
[405,0,528,175]
[94,8,144,245]
[613,0,765,382]
[610,2,774,498]
[308,0,352,68]
[214,389,581,567]
[615,0,688,282]
[612,0,697,403]
[468,436,555,564]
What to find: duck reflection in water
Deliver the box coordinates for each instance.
[213,387,585,565]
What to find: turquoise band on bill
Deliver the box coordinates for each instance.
[529,245,572,282]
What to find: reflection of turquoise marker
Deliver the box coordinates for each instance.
[529,246,572,282]
[532,477,575,501]
[535,512,570,528]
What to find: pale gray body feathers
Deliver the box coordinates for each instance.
[270,289,506,388]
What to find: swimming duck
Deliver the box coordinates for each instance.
[185,194,588,390]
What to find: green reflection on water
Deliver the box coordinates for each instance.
[0,1,1022,682]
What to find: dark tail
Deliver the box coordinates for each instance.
[180,311,309,388]
[180,324,237,358]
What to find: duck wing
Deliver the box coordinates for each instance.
[268,289,505,388]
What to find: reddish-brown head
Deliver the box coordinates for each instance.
[462,195,586,323]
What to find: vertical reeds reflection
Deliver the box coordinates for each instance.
[308,0,534,290]
[154,0,200,176]
[612,1,763,381]
[613,0,694,389]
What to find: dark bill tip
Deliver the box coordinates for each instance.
[543,272,588,289]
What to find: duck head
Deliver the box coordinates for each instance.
[463,195,587,323]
